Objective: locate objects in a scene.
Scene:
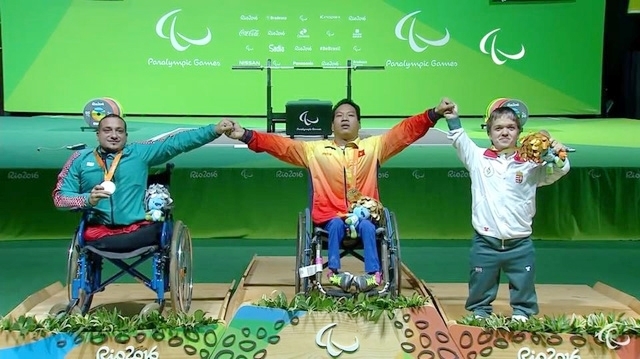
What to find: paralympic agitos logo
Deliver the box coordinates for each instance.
[155,9,212,52]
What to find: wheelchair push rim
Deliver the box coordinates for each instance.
[66,235,79,302]
[64,233,92,314]
[170,220,193,314]
[390,211,402,297]
[295,211,312,295]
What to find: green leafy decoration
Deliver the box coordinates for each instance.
[457,312,640,349]
[0,308,219,343]
[254,291,429,322]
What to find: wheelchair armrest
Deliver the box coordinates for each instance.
[313,227,328,237]
[70,209,96,225]
[314,226,384,237]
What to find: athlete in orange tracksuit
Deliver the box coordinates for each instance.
[227,98,454,292]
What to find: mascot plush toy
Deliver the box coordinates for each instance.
[345,206,371,238]
[144,184,173,222]
[517,130,567,174]
[342,188,384,238]
[146,197,166,222]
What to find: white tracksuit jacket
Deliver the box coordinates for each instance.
[448,128,570,240]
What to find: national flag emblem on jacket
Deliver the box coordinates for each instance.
[515,171,523,184]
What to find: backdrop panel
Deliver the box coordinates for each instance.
[0,0,605,116]
[1,167,637,241]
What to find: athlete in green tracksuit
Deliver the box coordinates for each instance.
[53,114,232,250]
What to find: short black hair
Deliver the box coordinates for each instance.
[98,114,128,132]
[332,98,361,121]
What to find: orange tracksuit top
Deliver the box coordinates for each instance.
[243,109,440,224]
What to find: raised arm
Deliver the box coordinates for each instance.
[135,121,232,166]
[52,151,91,210]
[231,125,310,167]
[378,99,453,163]
[444,105,481,169]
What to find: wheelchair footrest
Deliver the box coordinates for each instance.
[319,288,385,298]
[323,289,356,298]
[298,263,323,278]
[361,288,386,297]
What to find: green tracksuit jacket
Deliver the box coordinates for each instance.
[53,125,219,225]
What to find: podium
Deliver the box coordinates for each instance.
[285,99,333,138]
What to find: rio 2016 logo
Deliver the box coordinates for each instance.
[378,171,390,179]
[190,170,218,179]
[626,171,640,179]
[7,171,39,180]
[276,170,304,178]
[447,170,469,178]
[95,345,158,359]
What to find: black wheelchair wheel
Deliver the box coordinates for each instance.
[170,221,193,314]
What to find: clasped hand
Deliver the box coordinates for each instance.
[436,98,456,118]
[433,97,459,121]
[214,119,234,135]
[215,119,245,139]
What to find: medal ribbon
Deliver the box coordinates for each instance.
[93,151,123,181]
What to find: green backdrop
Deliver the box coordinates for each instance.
[1,115,638,241]
[1,0,604,116]
[1,166,639,241]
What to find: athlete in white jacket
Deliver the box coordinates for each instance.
[444,103,570,322]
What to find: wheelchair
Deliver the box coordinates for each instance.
[295,207,402,298]
[50,163,193,317]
